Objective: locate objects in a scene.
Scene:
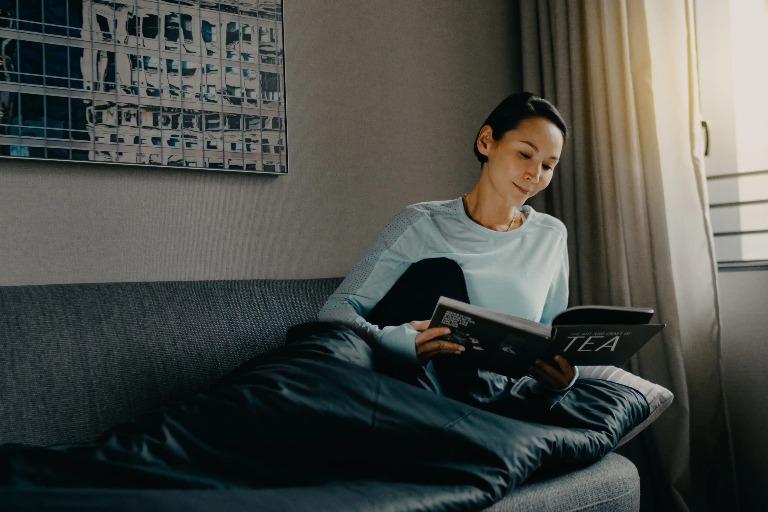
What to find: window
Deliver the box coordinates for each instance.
[696,0,768,270]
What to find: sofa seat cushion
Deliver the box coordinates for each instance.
[0,455,639,512]
[485,452,639,511]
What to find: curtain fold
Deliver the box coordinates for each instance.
[518,1,738,511]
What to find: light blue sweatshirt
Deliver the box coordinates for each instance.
[318,198,570,367]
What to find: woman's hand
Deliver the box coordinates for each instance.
[529,355,575,390]
[409,320,466,363]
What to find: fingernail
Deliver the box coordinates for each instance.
[454,350,464,355]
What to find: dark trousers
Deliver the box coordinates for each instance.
[364,258,479,396]
[365,257,470,327]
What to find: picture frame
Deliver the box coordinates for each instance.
[0,0,287,174]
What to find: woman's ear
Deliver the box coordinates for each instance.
[476,125,494,157]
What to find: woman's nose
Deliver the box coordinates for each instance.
[525,164,542,182]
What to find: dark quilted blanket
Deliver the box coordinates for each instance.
[0,325,648,512]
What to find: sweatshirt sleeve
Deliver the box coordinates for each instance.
[534,225,576,393]
[539,229,570,326]
[318,207,427,365]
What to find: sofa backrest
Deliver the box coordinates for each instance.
[0,278,342,446]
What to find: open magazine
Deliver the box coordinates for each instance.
[428,297,665,378]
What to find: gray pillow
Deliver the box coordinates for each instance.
[578,365,674,447]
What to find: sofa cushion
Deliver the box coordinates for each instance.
[484,452,639,511]
[0,455,639,512]
[578,365,674,447]
[0,278,341,446]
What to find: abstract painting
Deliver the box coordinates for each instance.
[0,0,287,173]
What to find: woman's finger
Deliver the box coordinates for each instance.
[416,339,465,361]
[409,320,430,332]
[552,355,574,375]
[414,326,451,345]
[529,366,558,388]
[531,359,569,388]
[418,339,465,354]
[533,359,560,378]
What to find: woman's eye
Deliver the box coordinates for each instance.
[543,165,553,171]
[519,152,531,160]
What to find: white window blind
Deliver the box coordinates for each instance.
[708,170,768,268]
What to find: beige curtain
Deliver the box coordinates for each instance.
[517,1,738,511]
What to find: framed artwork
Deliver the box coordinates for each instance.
[0,0,287,174]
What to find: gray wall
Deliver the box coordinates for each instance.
[718,270,768,510]
[0,0,519,286]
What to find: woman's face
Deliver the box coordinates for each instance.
[476,116,564,204]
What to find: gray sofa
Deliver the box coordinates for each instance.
[0,278,640,511]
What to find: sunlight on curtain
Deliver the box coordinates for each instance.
[518,1,738,510]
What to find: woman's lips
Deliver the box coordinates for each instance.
[514,183,532,195]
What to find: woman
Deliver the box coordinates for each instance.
[318,92,577,404]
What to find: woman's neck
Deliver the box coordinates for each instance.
[462,188,524,232]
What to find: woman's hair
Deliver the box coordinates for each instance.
[473,92,568,164]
